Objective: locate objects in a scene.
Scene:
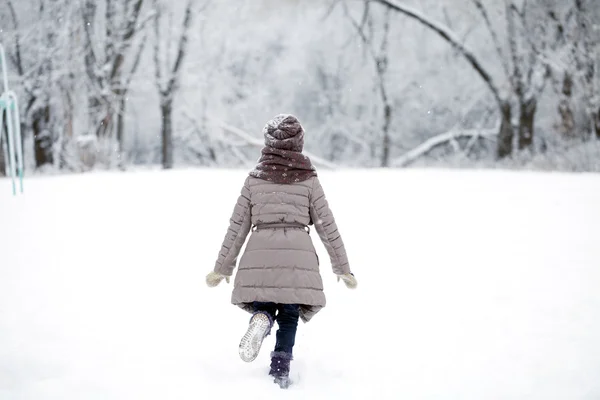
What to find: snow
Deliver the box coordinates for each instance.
[1,168,600,399]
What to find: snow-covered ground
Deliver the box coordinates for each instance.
[1,168,600,399]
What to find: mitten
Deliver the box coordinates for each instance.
[206,271,230,287]
[337,272,357,289]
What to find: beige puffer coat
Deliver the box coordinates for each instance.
[213,175,350,322]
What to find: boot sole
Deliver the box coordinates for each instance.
[239,313,270,362]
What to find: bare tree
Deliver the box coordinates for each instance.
[369,0,516,159]
[557,71,576,138]
[536,0,599,139]
[6,0,59,168]
[81,0,147,165]
[369,0,553,158]
[342,2,393,167]
[152,0,196,169]
[503,0,550,151]
[543,4,577,139]
[572,0,600,138]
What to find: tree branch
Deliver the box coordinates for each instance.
[379,6,391,58]
[167,0,194,94]
[204,115,339,170]
[506,0,524,100]
[372,0,506,107]
[342,1,377,62]
[509,1,525,21]
[123,31,148,95]
[106,0,115,65]
[6,0,24,76]
[152,0,164,94]
[391,128,498,167]
[124,0,145,42]
[110,0,145,81]
[321,0,342,21]
[471,0,511,83]
[82,0,102,88]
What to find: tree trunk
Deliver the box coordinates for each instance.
[382,103,391,167]
[496,102,514,159]
[518,97,537,151]
[153,0,194,170]
[117,95,126,169]
[32,104,54,167]
[59,88,74,170]
[161,101,173,169]
[594,107,600,139]
[95,103,113,138]
[59,121,73,170]
[558,72,575,138]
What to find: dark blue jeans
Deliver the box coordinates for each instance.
[253,302,300,355]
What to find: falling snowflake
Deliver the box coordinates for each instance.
[282,173,287,177]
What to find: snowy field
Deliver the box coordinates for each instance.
[1,168,600,399]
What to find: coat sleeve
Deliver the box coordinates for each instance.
[213,177,252,276]
[309,176,351,275]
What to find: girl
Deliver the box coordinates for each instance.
[206,114,357,388]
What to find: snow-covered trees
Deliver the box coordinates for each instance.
[81,0,148,166]
[3,0,67,169]
[544,0,600,140]
[342,2,394,167]
[0,0,598,174]
[366,0,598,163]
[1,0,149,170]
[152,0,197,169]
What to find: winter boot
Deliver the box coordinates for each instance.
[239,312,273,362]
[269,351,293,389]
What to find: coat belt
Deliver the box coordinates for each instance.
[252,222,310,233]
